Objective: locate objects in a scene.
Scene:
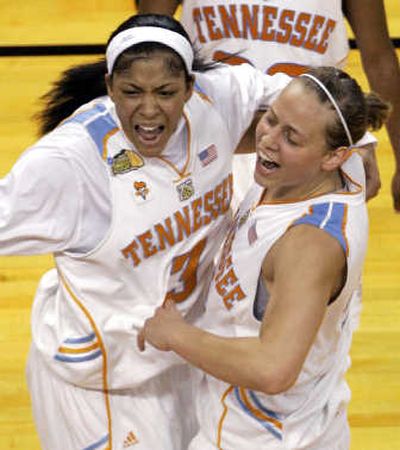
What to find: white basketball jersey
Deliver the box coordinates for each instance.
[195,166,368,448]
[181,0,349,76]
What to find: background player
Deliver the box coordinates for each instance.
[137,0,400,211]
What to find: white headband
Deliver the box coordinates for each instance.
[106,26,194,74]
[300,73,354,147]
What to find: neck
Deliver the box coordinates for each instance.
[261,171,345,203]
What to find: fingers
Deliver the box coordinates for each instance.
[136,301,178,352]
[164,298,176,310]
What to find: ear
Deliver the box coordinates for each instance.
[321,146,350,172]
[105,74,114,101]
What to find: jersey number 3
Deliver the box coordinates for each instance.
[165,238,207,303]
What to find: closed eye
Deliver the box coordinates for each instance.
[158,90,177,97]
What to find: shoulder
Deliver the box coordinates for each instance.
[269,220,346,287]
[59,97,118,146]
[193,64,259,98]
[18,110,109,190]
[291,202,349,255]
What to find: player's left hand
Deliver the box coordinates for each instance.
[137,299,184,352]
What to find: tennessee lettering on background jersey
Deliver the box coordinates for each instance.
[181,1,349,75]
[191,5,336,54]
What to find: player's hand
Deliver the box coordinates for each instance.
[359,144,381,201]
[137,299,184,352]
[391,168,400,212]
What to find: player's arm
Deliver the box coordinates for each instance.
[136,0,181,15]
[345,0,400,211]
[138,225,346,394]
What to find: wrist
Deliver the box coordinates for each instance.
[169,321,203,356]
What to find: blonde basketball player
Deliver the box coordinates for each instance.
[139,66,391,449]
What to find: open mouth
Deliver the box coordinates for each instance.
[135,124,165,143]
[258,152,280,170]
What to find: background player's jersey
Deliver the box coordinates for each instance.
[181,0,349,76]
[194,163,368,448]
[27,66,290,391]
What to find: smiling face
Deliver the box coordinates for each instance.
[254,79,347,201]
[106,50,193,157]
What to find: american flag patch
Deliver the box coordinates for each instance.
[198,144,217,167]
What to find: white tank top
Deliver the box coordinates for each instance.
[196,162,368,447]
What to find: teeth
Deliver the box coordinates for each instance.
[259,153,276,164]
[258,152,279,169]
[139,125,158,132]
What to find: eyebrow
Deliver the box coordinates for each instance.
[270,105,305,139]
[121,82,178,90]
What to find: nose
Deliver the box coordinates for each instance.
[139,94,159,118]
[258,130,280,152]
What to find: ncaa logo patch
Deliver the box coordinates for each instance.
[176,178,195,201]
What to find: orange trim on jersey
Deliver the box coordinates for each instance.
[238,387,283,430]
[156,112,192,180]
[286,205,313,230]
[58,342,100,354]
[58,271,113,449]
[194,88,213,104]
[102,127,119,161]
[217,385,234,449]
[340,167,363,193]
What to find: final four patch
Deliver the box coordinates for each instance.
[111,149,144,175]
[176,178,195,201]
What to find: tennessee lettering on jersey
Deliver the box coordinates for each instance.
[191,5,336,55]
[121,174,233,268]
[213,211,246,310]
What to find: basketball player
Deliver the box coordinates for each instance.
[137,0,400,211]
[139,66,391,449]
[0,13,291,450]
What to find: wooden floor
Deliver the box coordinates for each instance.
[0,1,399,449]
